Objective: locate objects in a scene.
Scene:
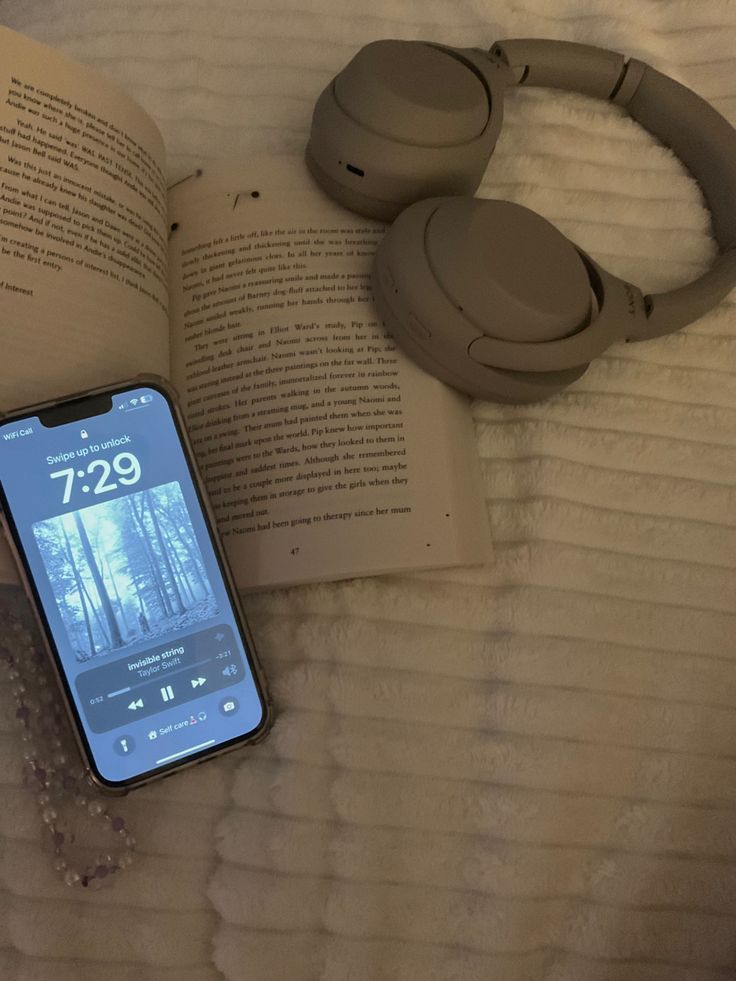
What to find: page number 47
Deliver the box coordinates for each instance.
[290,547,300,556]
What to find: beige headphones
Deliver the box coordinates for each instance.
[306,39,736,402]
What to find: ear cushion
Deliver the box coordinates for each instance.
[306,40,507,221]
[371,197,598,403]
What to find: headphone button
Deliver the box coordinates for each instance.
[406,313,432,341]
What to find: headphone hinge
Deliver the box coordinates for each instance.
[490,38,626,100]
[610,57,648,107]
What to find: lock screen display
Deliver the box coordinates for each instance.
[0,383,267,786]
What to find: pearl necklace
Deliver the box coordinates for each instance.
[0,609,136,887]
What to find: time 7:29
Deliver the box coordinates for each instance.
[50,452,142,504]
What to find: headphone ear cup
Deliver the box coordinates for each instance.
[372,197,598,403]
[306,40,507,221]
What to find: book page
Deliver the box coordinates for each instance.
[169,158,490,588]
[0,28,171,586]
[0,28,170,410]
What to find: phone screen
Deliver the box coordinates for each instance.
[0,382,269,788]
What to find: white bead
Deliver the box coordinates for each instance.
[87,800,105,818]
[42,806,57,824]
[54,857,68,872]
[64,869,80,886]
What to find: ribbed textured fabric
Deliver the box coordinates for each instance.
[0,1,734,979]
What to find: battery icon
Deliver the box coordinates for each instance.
[139,395,153,405]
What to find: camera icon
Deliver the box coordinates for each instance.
[219,697,239,716]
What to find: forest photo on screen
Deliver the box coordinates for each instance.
[33,482,217,661]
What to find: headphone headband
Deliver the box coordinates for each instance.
[492,39,736,339]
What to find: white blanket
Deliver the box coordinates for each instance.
[0,1,734,979]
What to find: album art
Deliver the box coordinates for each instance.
[33,482,217,661]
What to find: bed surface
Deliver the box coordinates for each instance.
[0,2,735,979]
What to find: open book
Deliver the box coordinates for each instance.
[0,27,491,589]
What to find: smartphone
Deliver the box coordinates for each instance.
[0,377,271,792]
